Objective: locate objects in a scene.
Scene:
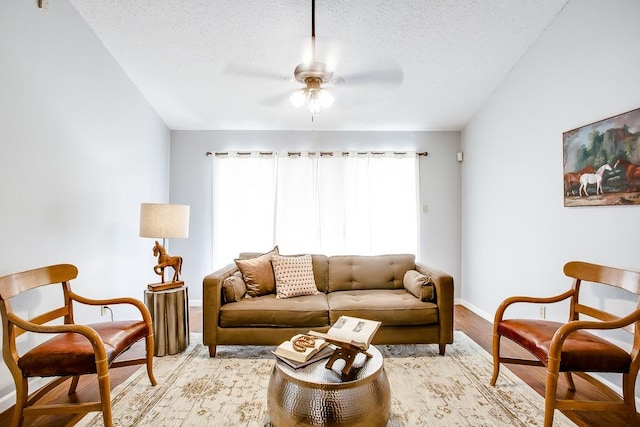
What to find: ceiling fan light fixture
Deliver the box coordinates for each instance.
[316,88,334,109]
[289,89,307,108]
[307,90,323,114]
[290,86,334,114]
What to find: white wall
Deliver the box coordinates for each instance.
[0,0,169,411]
[461,0,640,396]
[170,130,461,303]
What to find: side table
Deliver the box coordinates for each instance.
[144,285,189,356]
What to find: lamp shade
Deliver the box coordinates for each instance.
[139,203,190,239]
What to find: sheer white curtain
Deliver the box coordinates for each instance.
[274,154,320,254]
[212,151,418,268]
[212,153,276,267]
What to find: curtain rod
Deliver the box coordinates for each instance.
[205,151,428,157]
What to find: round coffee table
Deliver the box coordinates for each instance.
[267,345,391,427]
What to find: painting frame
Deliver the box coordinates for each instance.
[563,107,640,207]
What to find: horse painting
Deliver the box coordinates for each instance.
[564,166,595,196]
[152,240,183,283]
[579,164,612,196]
[613,158,640,192]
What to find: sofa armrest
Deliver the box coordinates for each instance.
[415,262,454,350]
[203,263,238,355]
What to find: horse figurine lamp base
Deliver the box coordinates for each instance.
[152,240,183,283]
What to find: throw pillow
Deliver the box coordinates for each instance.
[403,270,435,301]
[222,273,247,303]
[271,254,319,299]
[235,246,279,297]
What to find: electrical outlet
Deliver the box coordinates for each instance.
[539,306,546,319]
[101,305,107,316]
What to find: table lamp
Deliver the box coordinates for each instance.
[139,203,190,284]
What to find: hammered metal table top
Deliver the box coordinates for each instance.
[274,345,384,389]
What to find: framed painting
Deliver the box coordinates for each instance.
[563,107,640,207]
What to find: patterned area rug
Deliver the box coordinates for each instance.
[77,332,574,426]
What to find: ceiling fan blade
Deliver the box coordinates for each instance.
[336,67,404,86]
[224,63,291,82]
[260,90,294,107]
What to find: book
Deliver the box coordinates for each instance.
[273,345,335,369]
[273,334,329,363]
[309,316,382,351]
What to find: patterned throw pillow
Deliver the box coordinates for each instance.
[235,246,279,297]
[271,254,319,299]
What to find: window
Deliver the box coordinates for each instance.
[212,151,418,267]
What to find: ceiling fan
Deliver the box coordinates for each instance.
[224,0,403,114]
[289,0,337,114]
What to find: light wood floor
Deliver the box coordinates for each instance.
[0,305,631,426]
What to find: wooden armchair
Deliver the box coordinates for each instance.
[0,264,157,427]
[490,261,640,427]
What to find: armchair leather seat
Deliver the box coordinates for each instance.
[18,320,150,377]
[498,319,631,373]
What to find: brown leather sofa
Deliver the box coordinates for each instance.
[203,253,454,357]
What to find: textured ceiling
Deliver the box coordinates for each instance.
[68,0,568,131]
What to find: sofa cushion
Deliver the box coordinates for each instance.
[235,246,279,297]
[403,270,435,302]
[271,254,319,299]
[327,289,438,326]
[219,293,329,328]
[328,254,415,292]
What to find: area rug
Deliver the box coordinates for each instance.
[77,332,574,426]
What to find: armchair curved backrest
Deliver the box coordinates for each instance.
[0,264,157,427]
[491,260,640,427]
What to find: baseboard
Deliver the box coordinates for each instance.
[455,298,493,322]
[189,299,202,307]
[0,391,13,415]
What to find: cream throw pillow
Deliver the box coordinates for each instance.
[235,246,279,297]
[403,269,435,301]
[271,254,319,299]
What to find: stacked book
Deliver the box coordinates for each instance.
[273,316,382,369]
[273,334,334,369]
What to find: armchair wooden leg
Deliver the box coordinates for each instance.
[544,358,561,427]
[145,335,157,386]
[209,345,217,357]
[438,343,446,355]
[68,375,80,395]
[563,372,575,391]
[12,377,28,427]
[623,371,639,425]
[91,353,113,427]
[490,332,501,386]
[97,370,112,427]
